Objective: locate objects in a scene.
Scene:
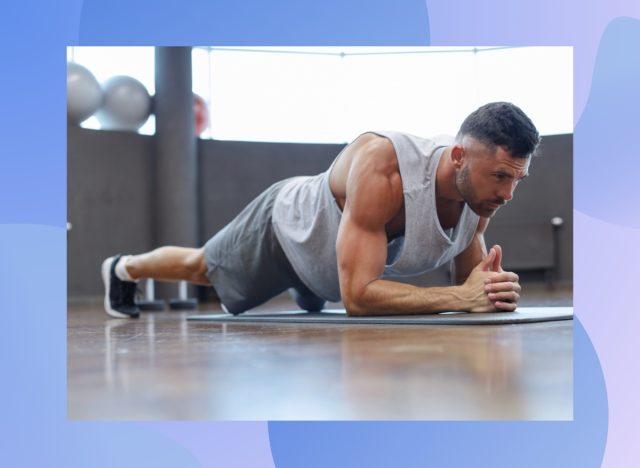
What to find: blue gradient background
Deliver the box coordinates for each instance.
[1,0,638,466]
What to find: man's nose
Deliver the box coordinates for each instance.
[498,183,516,202]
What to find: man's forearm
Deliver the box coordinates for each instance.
[344,278,473,316]
[453,234,487,284]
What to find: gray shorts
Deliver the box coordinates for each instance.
[203,179,325,314]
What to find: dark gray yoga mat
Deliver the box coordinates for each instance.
[187,307,573,325]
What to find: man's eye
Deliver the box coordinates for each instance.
[494,173,507,180]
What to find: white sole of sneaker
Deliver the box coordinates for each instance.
[101,257,134,319]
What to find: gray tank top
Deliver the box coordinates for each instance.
[271,131,480,302]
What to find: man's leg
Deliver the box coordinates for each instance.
[102,246,209,318]
[124,246,209,285]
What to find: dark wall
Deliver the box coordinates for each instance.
[485,134,573,282]
[68,127,343,297]
[68,127,155,297]
[198,139,343,238]
[68,128,572,297]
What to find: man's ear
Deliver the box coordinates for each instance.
[451,144,465,169]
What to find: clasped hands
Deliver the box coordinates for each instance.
[464,245,521,312]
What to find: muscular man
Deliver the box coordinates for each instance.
[102,102,539,318]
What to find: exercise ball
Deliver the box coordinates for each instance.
[194,93,209,136]
[67,62,103,124]
[96,75,151,131]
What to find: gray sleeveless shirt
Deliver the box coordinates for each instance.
[271,131,480,302]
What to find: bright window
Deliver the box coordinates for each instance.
[68,47,572,142]
[192,46,572,143]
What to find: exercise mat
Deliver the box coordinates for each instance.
[187,307,573,325]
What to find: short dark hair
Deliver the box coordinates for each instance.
[456,102,540,158]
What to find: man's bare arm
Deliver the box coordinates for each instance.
[336,139,500,316]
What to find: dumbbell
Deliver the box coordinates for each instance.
[137,278,166,311]
[169,280,198,310]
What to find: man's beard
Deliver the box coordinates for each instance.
[456,166,503,218]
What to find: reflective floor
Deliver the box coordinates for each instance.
[68,286,573,420]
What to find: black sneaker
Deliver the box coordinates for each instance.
[101,255,140,318]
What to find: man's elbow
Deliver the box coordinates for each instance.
[341,287,371,316]
[344,301,366,317]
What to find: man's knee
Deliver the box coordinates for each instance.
[184,248,209,283]
[289,287,326,312]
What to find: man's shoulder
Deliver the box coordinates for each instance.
[349,130,450,175]
[365,130,453,153]
[351,133,399,174]
[365,134,396,156]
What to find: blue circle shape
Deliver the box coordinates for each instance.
[79,0,430,45]
[0,225,201,468]
[575,17,640,227]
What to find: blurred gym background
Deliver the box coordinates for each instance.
[67,46,573,306]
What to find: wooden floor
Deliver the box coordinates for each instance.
[68,285,573,420]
